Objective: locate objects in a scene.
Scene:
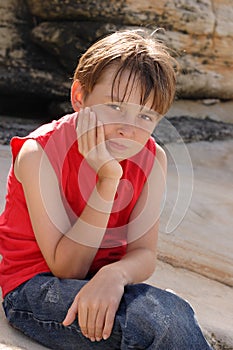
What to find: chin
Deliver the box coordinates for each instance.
[110,147,144,161]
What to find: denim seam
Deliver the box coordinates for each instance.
[8,308,82,334]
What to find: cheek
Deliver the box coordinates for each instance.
[103,124,122,140]
[135,129,150,145]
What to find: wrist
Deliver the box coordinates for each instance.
[97,160,123,181]
[97,168,122,182]
[97,176,120,194]
[97,174,121,185]
[94,177,120,203]
[100,262,129,287]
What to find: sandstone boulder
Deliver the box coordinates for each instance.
[0,0,232,115]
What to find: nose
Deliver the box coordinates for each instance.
[117,121,136,138]
[117,111,136,138]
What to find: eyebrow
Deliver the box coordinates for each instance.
[139,106,157,116]
[104,95,160,118]
[104,94,119,101]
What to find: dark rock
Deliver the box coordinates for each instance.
[0,0,70,100]
[153,116,233,145]
[26,0,126,22]
[31,21,122,72]
[0,117,43,145]
[0,65,70,100]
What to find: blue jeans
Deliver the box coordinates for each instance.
[2,272,213,350]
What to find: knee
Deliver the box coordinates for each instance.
[160,289,195,326]
[125,284,197,334]
[120,284,207,349]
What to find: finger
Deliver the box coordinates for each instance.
[94,306,107,341]
[80,107,90,154]
[62,298,79,326]
[87,111,97,151]
[102,305,117,340]
[96,120,105,147]
[96,120,108,159]
[77,108,84,153]
[78,302,89,338]
[86,304,98,341]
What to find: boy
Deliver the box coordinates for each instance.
[0,29,213,349]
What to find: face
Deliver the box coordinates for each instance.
[73,66,161,159]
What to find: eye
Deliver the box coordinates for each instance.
[138,114,153,122]
[106,103,122,111]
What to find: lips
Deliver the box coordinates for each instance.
[107,140,129,151]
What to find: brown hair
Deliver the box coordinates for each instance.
[73,29,178,116]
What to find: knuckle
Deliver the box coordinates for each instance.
[95,325,103,333]
[103,325,112,336]
[87,327,95,336]
[80,325,87,332]
[109,297,118,308]
[89,302,99,311]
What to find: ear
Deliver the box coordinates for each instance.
[71,80,84,111]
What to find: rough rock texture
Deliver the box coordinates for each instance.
[158,139,233,287]
[0,0,232,115]
[0,0,70,101]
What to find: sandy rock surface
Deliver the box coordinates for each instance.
[158,139,233,287]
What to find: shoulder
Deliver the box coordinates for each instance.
[145,137,166,164]
[155,143,167,164]
[147,136,166,162]
[150,143,167,179]
[16,138,43,161]
[14,139,43,182]
[146,137,167,169]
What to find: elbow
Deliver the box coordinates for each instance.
[49,247,92,280]
[144,252,157,279]
[50,265,89,280]
[144,264,156,281]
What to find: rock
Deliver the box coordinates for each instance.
[146,261,233,350]
[167,99,233,124]
[30,21,121,72]
[158,139,233,287]
[0,0,70,100]
[26,0,215,33]
[202,99,221,106]
[153,116,233,145]
[0,116,42,146]
[25,0,233,99]
[214,0,233,36]
[26,0,125,21]
[0,0,232,109]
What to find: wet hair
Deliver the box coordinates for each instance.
[73,29,178,116]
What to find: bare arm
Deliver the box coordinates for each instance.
[113,143,167,283]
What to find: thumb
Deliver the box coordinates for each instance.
[62,298,78,326]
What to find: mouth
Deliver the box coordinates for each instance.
[107,140,129,151]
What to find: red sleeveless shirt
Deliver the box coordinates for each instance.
[0,113,156,298]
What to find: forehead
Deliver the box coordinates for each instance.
[98,65,155,107]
